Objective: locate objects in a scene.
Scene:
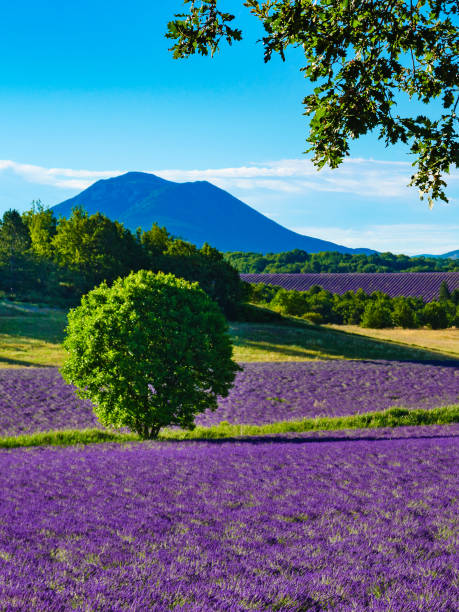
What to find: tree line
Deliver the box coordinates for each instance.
[226,249,459,274]
[0,203,245,318]
[248,282,459,329]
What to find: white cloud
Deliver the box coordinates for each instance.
[154,157,437,199]
[1,157,457,200]
[292,224,459,255]
[0,160,121,190]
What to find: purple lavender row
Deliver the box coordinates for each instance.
[0,430,457,610]
[0,361,458,435]
[241,271,459,302]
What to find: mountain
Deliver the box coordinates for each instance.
[417,250,459,260]
[52,171,374,255]
[442,250,459,260]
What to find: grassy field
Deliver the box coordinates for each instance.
[0,302,67,367]
[327,324,459,358]
[0,301,457,367]
[0,404,458,448]
[230,319,458,362]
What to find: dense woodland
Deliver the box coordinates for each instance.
[225,250,459,274]
[0,204,244,318]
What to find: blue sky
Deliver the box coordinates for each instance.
[0,1,457,254]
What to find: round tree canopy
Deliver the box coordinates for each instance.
[61,270,241,438]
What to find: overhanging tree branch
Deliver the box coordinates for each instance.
[167,0,458,205]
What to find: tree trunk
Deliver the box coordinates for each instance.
[147,424,161,439]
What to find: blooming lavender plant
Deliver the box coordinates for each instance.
[0,429,457,610]
[1,361,457,436]
[0,368,99,435]
[206,360,459,426]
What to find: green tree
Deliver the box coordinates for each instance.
[226,249,459,274]
[361,299,393,328]
[0,209,32,295]
[392,297,418,328]
[271,288,307,315]
[140,222,172,257]
[304,288,336,322]
[454,305,459,327]
[168,1,458,205]
[53,207,143,296]
[333,291,359,324]
[22,200,57,259]
[151,249,245,318]
[139,230,245,316]
[422,300,449,328]
[165,238,199,257]
[21,201,60,299]
[199,241,224,261]
[61,270,240,439]
[348,288,369,324]
[438,280,451,301]
[248,281,280,304]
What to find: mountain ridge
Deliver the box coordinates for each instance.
[417,250,459,260]
[52,171,375,255]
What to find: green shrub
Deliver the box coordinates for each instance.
[361,300,393,329]
[392,299,418,328]
[271,289,307,316]
[301,312,323,324]
[333,288,368,324]
[304,289,337,322]
[422,301,449,329]
[248,282,280,304]
[61,270,240,439]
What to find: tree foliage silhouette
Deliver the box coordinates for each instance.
[168,1,458,205]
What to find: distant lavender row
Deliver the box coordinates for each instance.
[0,430,457,610]
[241,271,459,302]
[0,361,458,435]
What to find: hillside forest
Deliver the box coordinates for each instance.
[0,204,244,318]
[226,250,459,274]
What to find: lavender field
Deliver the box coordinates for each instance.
[1,355,458,610]
[0,429,457,610]
[211,360,459,427]
[241,272,459,302]
[1,361,458,436]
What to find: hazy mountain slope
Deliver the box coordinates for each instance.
[417,250,459,260]
[53,172,374,254]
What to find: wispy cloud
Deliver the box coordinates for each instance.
[0,160,121,190]
[0,158,459,198]
[2,156,457,199]
[292,224,459,255]
[155,158,419,199]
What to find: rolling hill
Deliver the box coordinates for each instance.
[52,172,374,255]
[418,250,459,260]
